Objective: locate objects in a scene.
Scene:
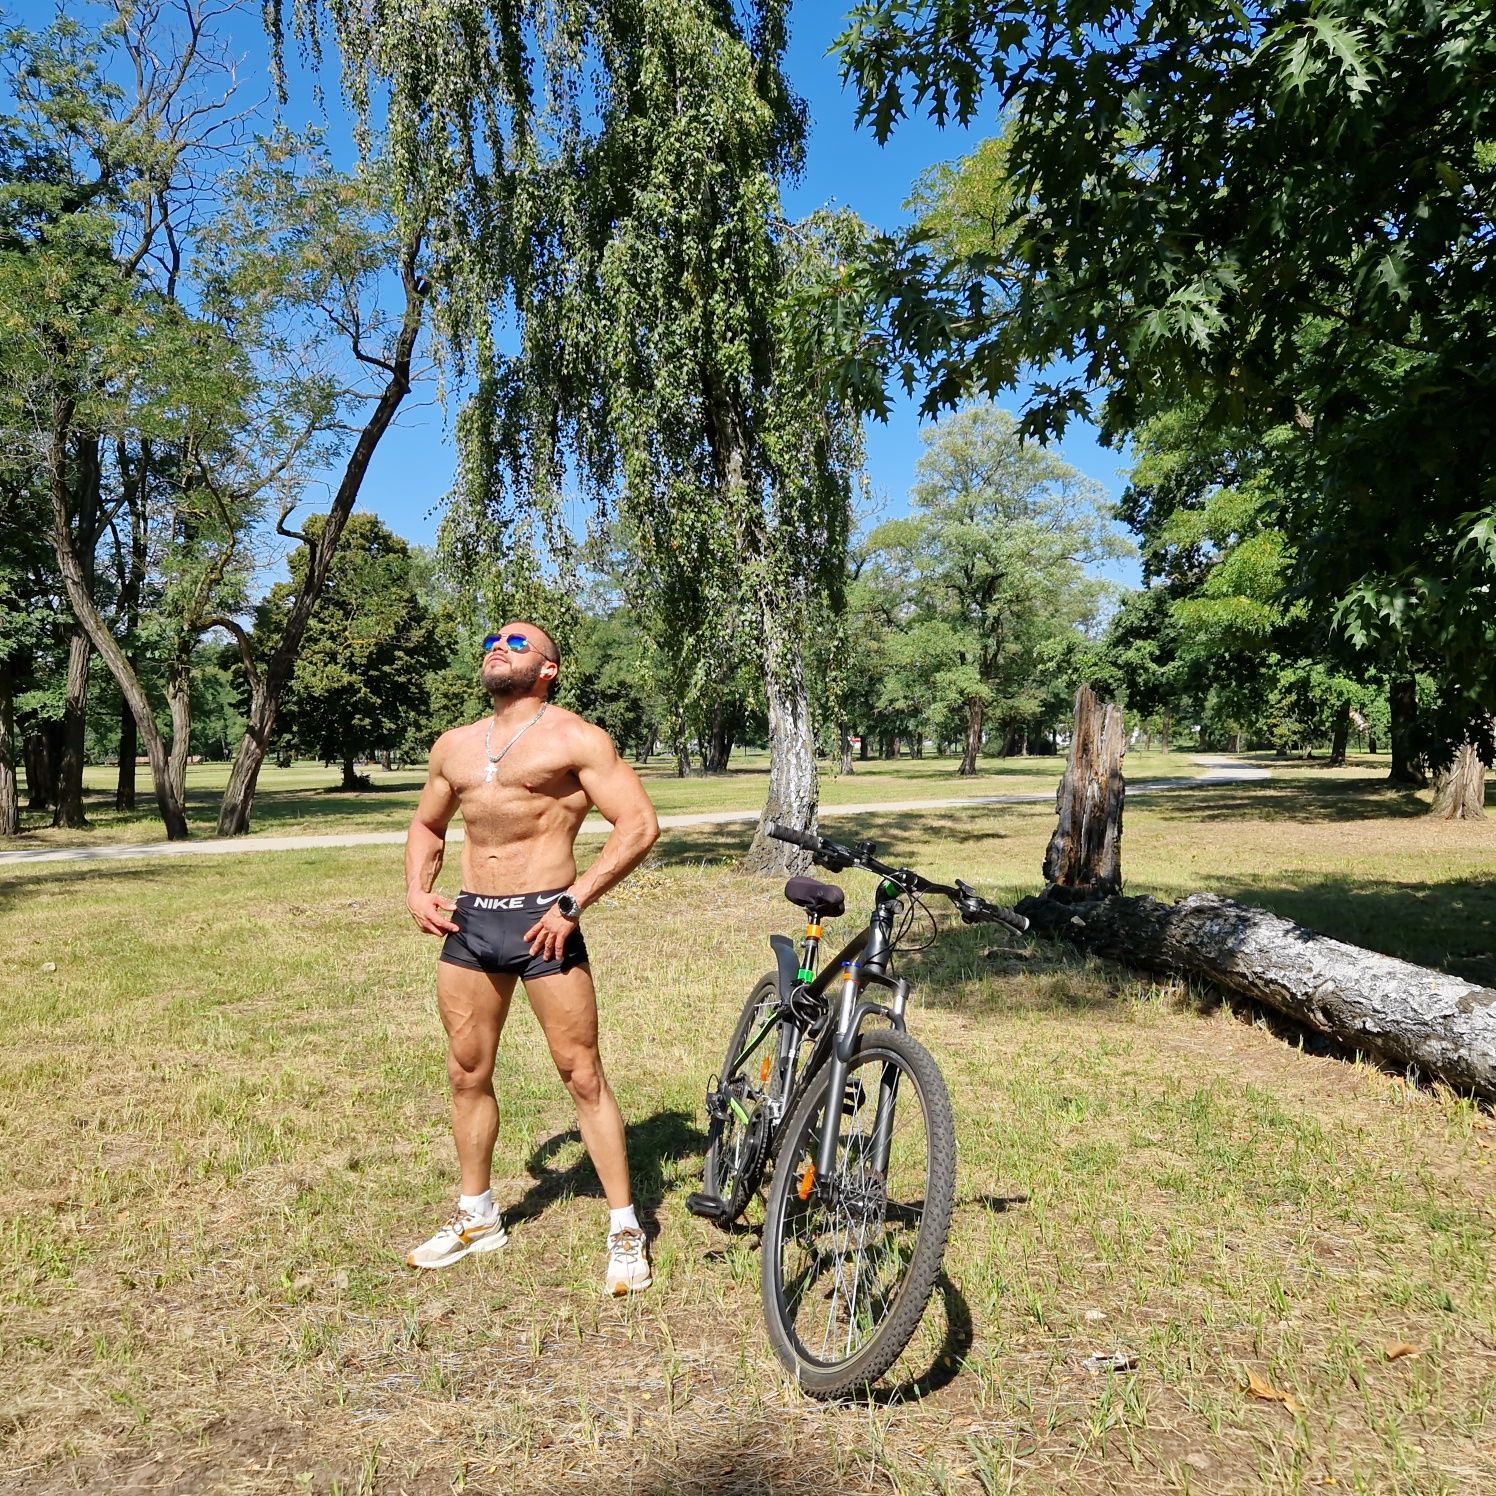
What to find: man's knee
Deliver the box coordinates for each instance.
[447,1041,496,1095]
[558,1052,605,1108]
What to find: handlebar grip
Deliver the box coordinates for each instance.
[765,821,820,851]
[994,906,1030,934]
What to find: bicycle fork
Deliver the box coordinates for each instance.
[812,962,910,1188]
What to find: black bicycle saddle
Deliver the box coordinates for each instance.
[782,876,845,919]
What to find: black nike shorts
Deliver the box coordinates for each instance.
[439,888,590,980]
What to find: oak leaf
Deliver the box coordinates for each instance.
[1245,1366,1301,1414]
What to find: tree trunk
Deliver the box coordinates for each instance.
[24,731,55,810]
[114,454,148,814]
[215,231,427,837]
[1041,685,1126,900]
[1430,741,1486,820]
[703,699,736,773]
[959,699,984,776]
[52,625,91,829]
[838,725,854,776]
[1388,677,1427,786]
[341,754,360,789]
[858,734,869,762]
[1016,891,1496,1102]
[1161,708,1171,752]
[0,662,17,837]
[166,645,193,805]
[115,695,138,812]
[1327,700,1350,767]
[743,611,818,875]
[47,405,188,840]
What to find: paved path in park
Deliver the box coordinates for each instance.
[0,758,1270,869]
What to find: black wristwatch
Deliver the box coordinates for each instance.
[556,892,582,922]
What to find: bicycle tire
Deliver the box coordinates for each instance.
[702,975,799,1223]
[759,1028,956,1398]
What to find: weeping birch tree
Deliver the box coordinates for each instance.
[273,0,861,872]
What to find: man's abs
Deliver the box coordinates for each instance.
[455,788,589,894]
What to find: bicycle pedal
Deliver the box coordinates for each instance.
[684,1191,729,1221]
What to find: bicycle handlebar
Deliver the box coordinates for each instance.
[765,821,1030,934]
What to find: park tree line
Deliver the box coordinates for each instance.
[5,0,1490,843]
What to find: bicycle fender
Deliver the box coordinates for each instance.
[768,933,799,1000]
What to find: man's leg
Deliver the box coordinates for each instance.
[523,964,631,1207]
[437,961,517,1195]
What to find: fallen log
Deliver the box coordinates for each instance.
[1015,890,1496,1101]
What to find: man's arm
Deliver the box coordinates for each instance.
[523,722,660,960]
[405,734,462,936]
[568,724,661,909]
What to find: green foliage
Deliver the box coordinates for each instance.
[279,1,861,808]
[867,405,1125,758]
[269,515,443,773]
[831,0,1496,721]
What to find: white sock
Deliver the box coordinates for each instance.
[609,1204,640,1236]
[459,1190,494,1218]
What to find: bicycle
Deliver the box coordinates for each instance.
[687,821,1029,1397]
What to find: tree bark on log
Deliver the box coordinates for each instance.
[1016,891,1496,1101]
[1042,686,1126,900]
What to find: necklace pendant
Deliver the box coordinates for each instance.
[484,762,497,784]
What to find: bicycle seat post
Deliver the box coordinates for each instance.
[797,917,822,985]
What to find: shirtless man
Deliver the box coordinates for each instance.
[403,621,660,1294]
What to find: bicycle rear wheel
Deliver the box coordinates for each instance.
[702,975,801,1223]
[759,1028,956,1398]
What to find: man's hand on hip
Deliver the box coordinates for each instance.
[524,905,578,961]
[408,889,460,936]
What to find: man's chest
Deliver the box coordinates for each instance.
[448,734,580,803]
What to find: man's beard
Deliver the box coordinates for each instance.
[482,655,543,700]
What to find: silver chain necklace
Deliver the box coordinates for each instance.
[483,703,548,784]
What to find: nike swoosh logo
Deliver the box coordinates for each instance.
[536,892,563,905]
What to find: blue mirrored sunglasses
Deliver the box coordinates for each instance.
[482,631,556,662]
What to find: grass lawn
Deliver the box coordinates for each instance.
[2,764,1494,1492]
[15,747,1215,850]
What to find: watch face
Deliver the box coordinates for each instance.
[558,894,580,920]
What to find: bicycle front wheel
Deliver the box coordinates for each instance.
[759,1028,956,1397]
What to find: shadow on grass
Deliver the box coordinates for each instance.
[870,1272,974,1406]
[1139,776,1435,823]
[506,1107,708,1230]
[0,862,174,911]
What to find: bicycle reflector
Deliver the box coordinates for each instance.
[797,1161,816,1200]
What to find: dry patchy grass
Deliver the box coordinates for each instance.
[2,769,1495,1493]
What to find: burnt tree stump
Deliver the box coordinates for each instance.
[1043,686,1126,902]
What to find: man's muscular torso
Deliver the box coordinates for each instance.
[436,710,593,895]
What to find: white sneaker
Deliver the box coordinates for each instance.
[605,1227,652,1296]
[405,1204,508,1270]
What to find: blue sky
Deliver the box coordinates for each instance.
[19,0,1139,587]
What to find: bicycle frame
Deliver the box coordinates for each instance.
[735,885,913,1190]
